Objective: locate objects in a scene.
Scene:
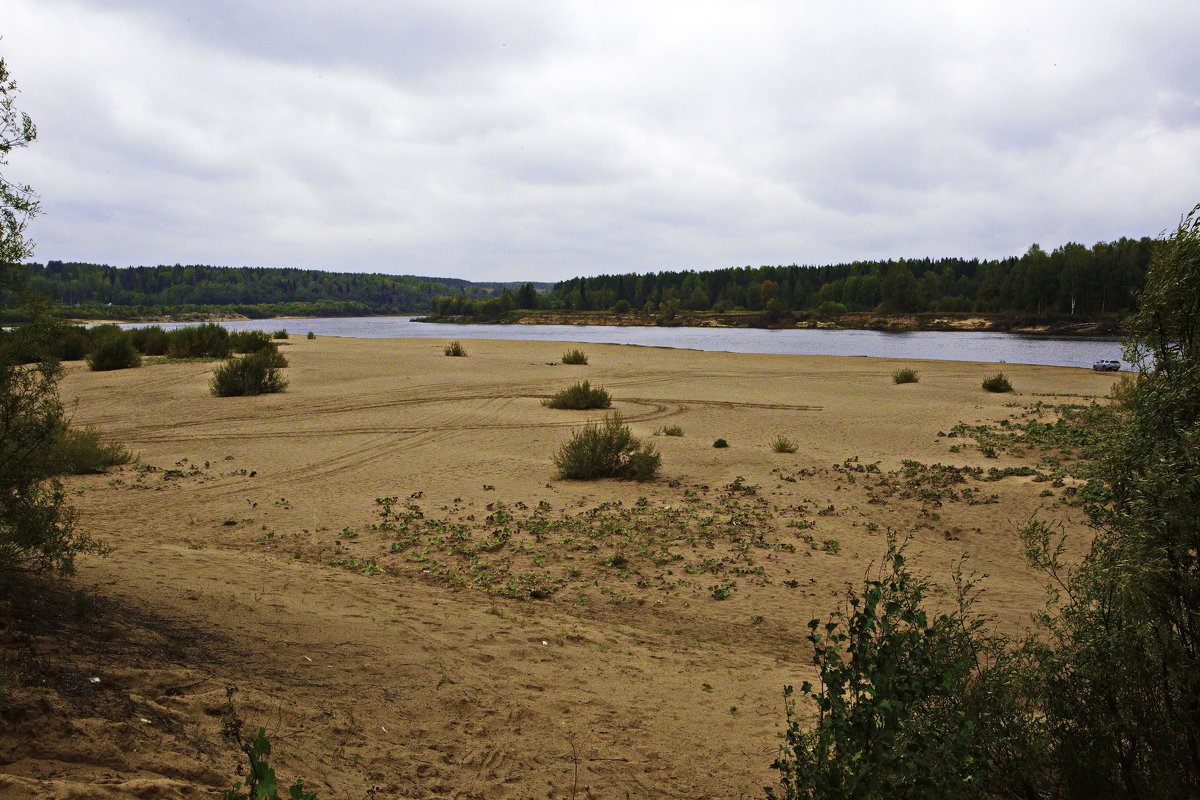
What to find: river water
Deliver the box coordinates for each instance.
[130,316,1128,370]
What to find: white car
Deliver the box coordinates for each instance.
[1092,359,1121,372]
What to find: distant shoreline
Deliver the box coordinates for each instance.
[414,309,1122,338]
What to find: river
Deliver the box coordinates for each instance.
[127,316,1128,370]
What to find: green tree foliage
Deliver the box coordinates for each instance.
[530,240,1151,317]
[0,60,97,575]
[769,539,1042,800]
[769,202,1200,799]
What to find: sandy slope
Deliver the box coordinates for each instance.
[1,337,1120,799]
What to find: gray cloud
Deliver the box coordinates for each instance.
[4,0,1199,281]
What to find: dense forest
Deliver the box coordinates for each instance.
[432,237,1154,320]
[7,261,548,319]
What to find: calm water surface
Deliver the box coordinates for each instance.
[130,317,1126,370]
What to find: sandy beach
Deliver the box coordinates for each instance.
[1,337,1120,799]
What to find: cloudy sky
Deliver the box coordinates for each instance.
[4,1,1199,282]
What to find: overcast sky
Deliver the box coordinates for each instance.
[4,1,1199,282]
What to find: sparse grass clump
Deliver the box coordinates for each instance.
[210,352,288,397]
[543,380,611,410]
[444,341,467,357]
[713,438,729,448]
[51,426,134,474]
[554,413,660,481]
[86,330,141,371]
[272,329,288,340]
[306,331,315,340]
[982,373,1013,393]
[892,367,920,384]
[771,435,798,453]
[561,348,588,365]
[657,424,684,436]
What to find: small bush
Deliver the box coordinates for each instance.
[982,373,1013,393]
[86,330,141,371]
[51,426,134,474]
[543,380,611,410]
[554,413,660,481]
[561,348,588,365]
[167,323,230,358]
[306,331,315,340]
[444,341,467,357]
[55,325,90,360]
[657,424,684,436]
[892,367,919,384]
[211,352,288,397]
[272,329,288,340]
[228,330,277,354]
[128,325,168,356]
[771,435,798,453]
[713,438,729,448]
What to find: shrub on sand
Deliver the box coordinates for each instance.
[543,380,611,410]
[561,348,588,365]
[211,352,288,397]
[982,373,1013,393]
[554,413,660,481]
[444,341,467,357]
[771,435,798,453]
[86,330,141,371]
[892,367,919,384]
[51,426,134,474]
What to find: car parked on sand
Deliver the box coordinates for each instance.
[1092,359,1121,371]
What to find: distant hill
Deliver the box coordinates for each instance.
[12,261,552,319]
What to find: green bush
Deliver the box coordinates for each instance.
[543,380,611,410]
[771,435,798,453]
[892,367,919,384]
[554,413,660,481]
[982,372,1013,393]
[50,426,134,474]
[306,331,315,340]
[228,330,277,354]
[86,330,141,371]
[561,348,588,365]
[272,329,288,340]
[210,352,288,397]
[167,323,230,358]
[54,324,90,361]
[657,424,684,436]
[444,340,467,357]
[128,325,168,356]
[713,438,729,448]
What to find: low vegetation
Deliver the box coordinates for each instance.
[443,340,467,357]
[892,367,919,384]
[167,322,230,359]
[982,372,1013,392]
[210,352,289,397]
[554,413,659,481]
[561,348,588,365]
[656,424,684,436]
[713,438,729,448]
[771,435,798,453]
[51,426,134,474]
[542,380,611,410]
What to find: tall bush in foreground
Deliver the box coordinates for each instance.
[211,352,288,397]
[554,413,659,481]
[768,539,1042,799]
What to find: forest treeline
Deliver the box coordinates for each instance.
[432,237,1154,320]
[6,261,545,319]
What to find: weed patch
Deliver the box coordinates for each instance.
[543,380,611,410]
